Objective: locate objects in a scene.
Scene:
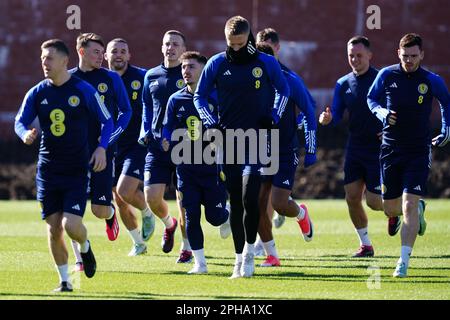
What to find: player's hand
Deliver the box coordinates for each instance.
[23,128,38,145]
[304,153,317,168]
[319,107,332,125]
[89,147,107,172]
[432,126,450,147]
[386,111,397,126]
[161,138,170,152]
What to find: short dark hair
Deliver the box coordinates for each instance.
[256,28,279,44]
[179,51,207,65]
[347,36,371,49]
[108,38,128,46]
[76,33,105,51]
[225,16,250,36]
[399,33,423,50]
[163,30,186,46]
[41,39,70,57]
[256,43,275,56]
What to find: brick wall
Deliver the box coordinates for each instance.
[1,0,448,140]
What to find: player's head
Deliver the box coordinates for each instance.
[256,42,275,57]
[224,16,250,51]
[40,39,70,79]
[398,33,424,73]
[161,30,186,67]
[256,28,280,57]
[347,36,372,75]
[105,38,130,72]
[179,51,207,87]
[76,32,105,69]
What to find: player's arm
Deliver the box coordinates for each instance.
[194,57,220,128]
[86,91,114,172]
[429,74,450,147]
[14,88,39,145]
[161,95,177,152]
[138,71,154,146]
[109,72,132,145]
[290,75,317,168]
[320,82,346,126]
[367,68,393,124]
[266,56,290,124]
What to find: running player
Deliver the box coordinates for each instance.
[14,39,113,291]
[105,38,156,257]
[367,33,450,277]
[161,51,230,274]
[319,36,383,257]
[139,30,192,262]
[194,16,291,278]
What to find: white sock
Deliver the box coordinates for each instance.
[192,249,206,266]
[243,242,255,255]
[79,240,90,253]
[181,237,191,251]
[296,205,305,220]
[71,240,82,263]
[141,207,153,218]
[161,215,174,228]
[356,227,372,246]
[128,228,144,245]
[56,264,69,283]
[400,246,412,266]
[262,240,278,258]
[106,206,114,220]
[255,237,263,249]
[235,253,242,265]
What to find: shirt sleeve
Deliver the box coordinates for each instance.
[85,90,113,150]
[194,57,221,127]
[139,71,153,145]
[109,72,132,145]
[429,73,450,130]
[14,88,38,141]
[367,68,390,122]
[330,82,346,125]
[263,55,290,120]
[161,95,177,143]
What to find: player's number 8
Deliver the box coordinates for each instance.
[418,95,424,104]
[50,109,66,137]
[255,80,261,89]
[132,91,138,101]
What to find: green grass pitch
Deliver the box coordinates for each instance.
[0,200,449,300]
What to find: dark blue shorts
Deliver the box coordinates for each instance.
[114,144,147,186]
[36,171,88,220]
[177,166,228,226]
[344,146,381,194]
[144,145,176,187]
[261,152,299,190]
[177,166,228,213]
[380,145,431,200]
[89,152,114,206]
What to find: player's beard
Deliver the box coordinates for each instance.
[226,31,258,65]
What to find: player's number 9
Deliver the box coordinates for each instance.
[50,109,66,137]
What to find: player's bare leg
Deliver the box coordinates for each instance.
[344,180,376,257]
[144,184,177,253]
